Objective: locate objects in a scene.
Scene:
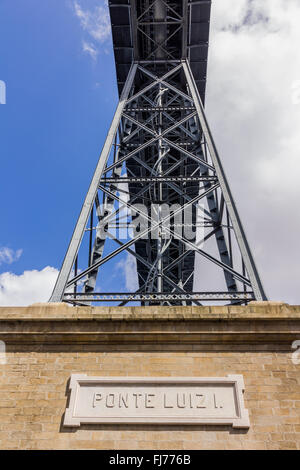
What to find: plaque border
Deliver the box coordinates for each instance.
[63,374,250,428]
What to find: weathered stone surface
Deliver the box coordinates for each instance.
[64,374,249,428]
[0,302,299,449]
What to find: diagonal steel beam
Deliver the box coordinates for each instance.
[126,63,183,105]
[49,63,138,302]
[66,184,221,287]
[66,181,253,291]
[183,60,267,300]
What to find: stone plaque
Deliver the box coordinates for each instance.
[64,374,249,428]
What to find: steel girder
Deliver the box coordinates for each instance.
[50,59,266,306]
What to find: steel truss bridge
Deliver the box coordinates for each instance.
[50,0,267,306]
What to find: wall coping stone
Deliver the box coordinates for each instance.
[0,301,299,322]
[0,302,299,347]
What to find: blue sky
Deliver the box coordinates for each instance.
[1,0,300,305]
[0,0,124,302]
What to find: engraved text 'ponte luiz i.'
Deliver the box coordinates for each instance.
[64,375,250,428]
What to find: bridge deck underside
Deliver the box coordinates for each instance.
[110,0,211,101]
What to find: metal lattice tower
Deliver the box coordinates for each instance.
[49,0,267,306]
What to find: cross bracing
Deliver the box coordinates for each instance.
[49,0,266,305]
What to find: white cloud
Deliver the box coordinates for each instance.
[0,266,59,306]
[203,0,300,302]
[208,0,300,192]
[0,247,22,266]
[211,0,249,31]
[82,41,98,60]
[73,0,111,59]
[116,254,139,291]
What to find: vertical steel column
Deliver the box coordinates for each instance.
[157,82,163,295]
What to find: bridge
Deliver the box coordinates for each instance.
[49,0,267,306]
[110,0,211,102]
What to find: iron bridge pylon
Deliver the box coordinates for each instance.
[49,0,267,306]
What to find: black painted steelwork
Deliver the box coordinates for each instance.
[50,0,267,306]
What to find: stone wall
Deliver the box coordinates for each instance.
[0,302,299,450]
